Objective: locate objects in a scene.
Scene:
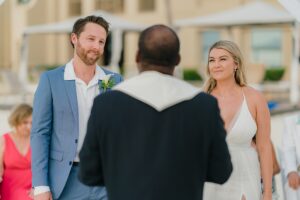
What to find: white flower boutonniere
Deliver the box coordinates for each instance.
[100,74,115,92]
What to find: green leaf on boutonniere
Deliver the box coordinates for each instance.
[100,74,115,92]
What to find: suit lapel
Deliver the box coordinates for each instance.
[64,74,79,125]
[98,80,104,94]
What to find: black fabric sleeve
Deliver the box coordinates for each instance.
[206,100,233,184]
[78,98,104,186]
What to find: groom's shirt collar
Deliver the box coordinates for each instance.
[64,59,107,81]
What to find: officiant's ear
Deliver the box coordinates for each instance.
[136,50,141,64]
[174,54,180,66]
[136,50,142,72]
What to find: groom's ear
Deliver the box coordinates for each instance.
[70,33,78,48]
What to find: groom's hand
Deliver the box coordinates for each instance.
[34,191,52,200]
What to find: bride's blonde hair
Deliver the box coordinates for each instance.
[203,40,247,93]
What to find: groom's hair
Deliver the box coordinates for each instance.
[138,24,180,67]
[70,15,110,48]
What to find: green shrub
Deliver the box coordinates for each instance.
[119,66,125,76]
[183,69,202,81]
[263,67,285,81]
[35,64,60,72]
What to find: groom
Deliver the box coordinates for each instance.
[79,24,232,200]
[31,15,122,199]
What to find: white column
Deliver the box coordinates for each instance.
[109,29,122,73]
[81,0,95,15]
[19,34,29,91]
[225,26,234,41]
[290,21,299,105]
[124,0,137,15]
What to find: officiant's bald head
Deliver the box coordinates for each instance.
[136,24,180,74]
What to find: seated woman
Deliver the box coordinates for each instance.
[0,104,33,200]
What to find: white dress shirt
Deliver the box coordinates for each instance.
[34,60,107,195]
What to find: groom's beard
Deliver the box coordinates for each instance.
[76,41,101,66]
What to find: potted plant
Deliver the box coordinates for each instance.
[263,67,285,82]
[183,68,203,87]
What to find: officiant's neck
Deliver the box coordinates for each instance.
[138,64,175,76]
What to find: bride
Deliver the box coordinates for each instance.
[202,40,273,200]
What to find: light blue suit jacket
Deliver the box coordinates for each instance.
[31,66,123,199]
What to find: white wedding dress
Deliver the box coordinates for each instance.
[203,94,262,200]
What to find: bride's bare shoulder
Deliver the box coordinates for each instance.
[243,86,268,106]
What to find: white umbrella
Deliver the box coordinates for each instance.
[24,10,145,34]
[278,0,300,22]
[175,1,294,27]
[278,0,300,105]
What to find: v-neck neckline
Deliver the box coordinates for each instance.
[226,96,245,134]
[7,134,30,158]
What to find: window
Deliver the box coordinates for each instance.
[95,0,124,13]
[139,0,155,12]
[251,29,283,68]
[69,0,81,16]
[201,31,220,62]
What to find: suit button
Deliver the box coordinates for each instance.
[75,139,78,143]
[69,161,72,166]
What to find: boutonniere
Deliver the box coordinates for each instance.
[99,74,115,92]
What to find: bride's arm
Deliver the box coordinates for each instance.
[253,90,273,199]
